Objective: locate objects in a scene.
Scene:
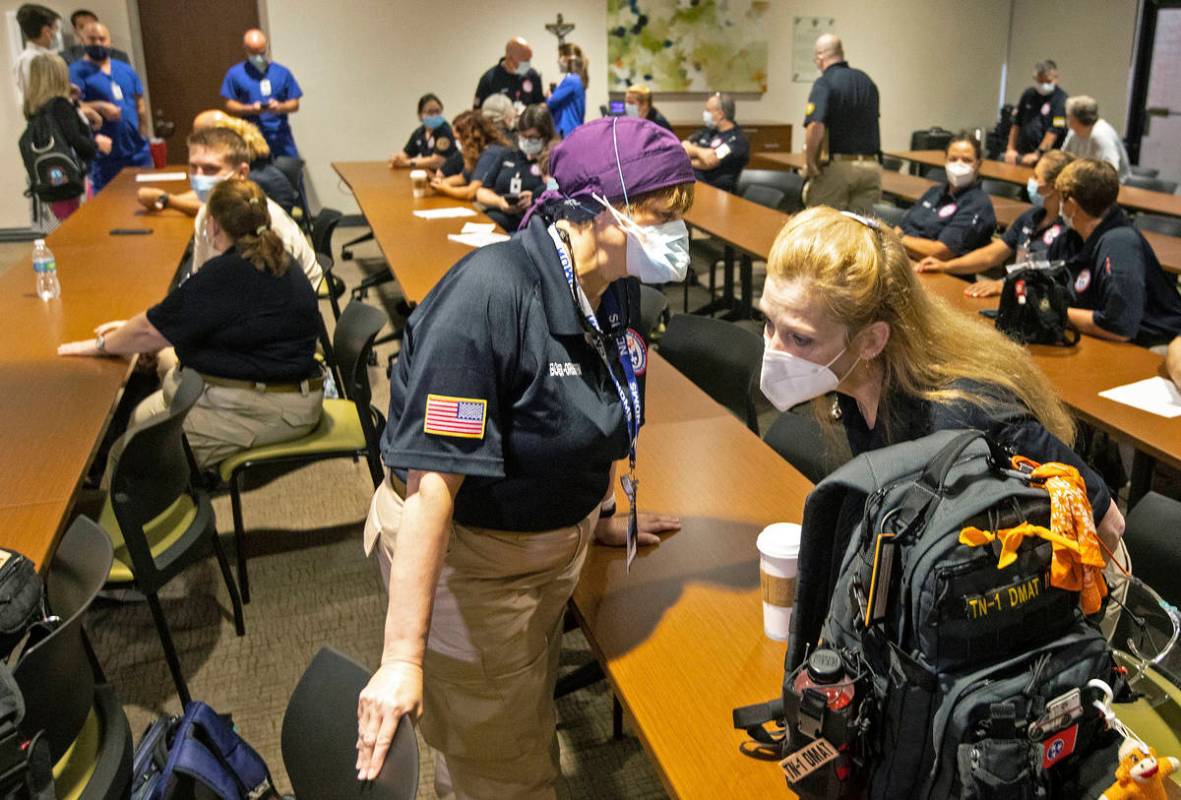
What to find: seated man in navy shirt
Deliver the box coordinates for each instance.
[1056,159,1181,347]
[221,28,302,158]
[682,92,749,194]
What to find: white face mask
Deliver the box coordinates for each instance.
[945,160,975,189]
[515,59,532,76]
[703,109,717,128]
[519,136,543,157]
[1036,81,1055,96]
[190,172,226,202]
[624,102,640,118]
[595,196,691,284]
[759,338,852,412]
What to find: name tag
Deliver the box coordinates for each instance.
[110,81,124,101]
[715,143,732,160]
[509,175,522,195]
[260,78,272,96]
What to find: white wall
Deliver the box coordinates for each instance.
[0,0,135,230]
[1005,0,1137,135]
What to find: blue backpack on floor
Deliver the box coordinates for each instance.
[131,702,277,800]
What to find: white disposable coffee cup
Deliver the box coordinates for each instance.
[409,169,428,198]
[757,522,801,641]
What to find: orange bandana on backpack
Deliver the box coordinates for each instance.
[959,457,1108,614]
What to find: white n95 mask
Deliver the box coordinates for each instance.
[945,160,975,189]
[759,339,853,412]
[596,196,691,284]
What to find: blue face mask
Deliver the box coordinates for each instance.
[190,173,224,202]
[1027,176,1044,208]
[422,114,445,130]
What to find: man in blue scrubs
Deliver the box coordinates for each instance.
[220,28,302,158]
[68,21,152,192]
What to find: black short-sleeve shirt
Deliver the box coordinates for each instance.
[900,181,997,256]
[483,147,547,231]
[803,61,881,155]
[688,125,750,193]
[1066,208,1181,346]
[249,158,300,214]
[146,247,320,382]
[836,383,1112,523]
[1000,207,1072,261]
[1012,86,1068,154]
[474,60,545,109]
[645,106,673,132]
[440,149,466,179]
[402,122,458,160]
[380,216,647,532]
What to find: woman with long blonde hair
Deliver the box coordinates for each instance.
[758,206,1124,547]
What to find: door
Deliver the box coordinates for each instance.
[137,0,260,165]
[1128,2,1181,182]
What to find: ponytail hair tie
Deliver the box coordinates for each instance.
[255,225,267,235]
[248,197,261,206]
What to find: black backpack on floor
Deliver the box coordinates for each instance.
[746,430,1122,799]
[995,262,1080,347]
[18,107,85,203]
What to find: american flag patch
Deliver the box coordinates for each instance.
[424,394,487,439]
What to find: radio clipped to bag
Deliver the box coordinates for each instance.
[994,259,1080,347]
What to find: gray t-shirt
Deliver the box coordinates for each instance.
[1062,118,1131,183]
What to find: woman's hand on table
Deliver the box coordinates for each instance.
[964,279,1003,298]
[594,512,681,547]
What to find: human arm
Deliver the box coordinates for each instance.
[57,313,170,357]
[1004,109,1020,164]
[264,97,299,115]
[430,176,482,201]
[916,238,1011,274]
[475,185,530,213]
[356,469,464,780]
[546,74,579,111]
[804,122,826,178]
[901,234,955,261]
[136,188,201,216]
[964,278,1004,298]
[1067,308,1132,342]
[50,98,97,161]
[592,462,681,546]
[1167,337,1181,389]
[225,97,262,116]
[411,153,446,171]
[84,99,121,121]
[136,95,148,137]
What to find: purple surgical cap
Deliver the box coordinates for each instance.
[521,116,695,227]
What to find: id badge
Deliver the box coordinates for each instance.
[509,175,522,196]
[110,81,124,101]
[621,471,639,573]
[260,78,272,96]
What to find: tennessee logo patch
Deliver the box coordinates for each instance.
[435,137,451,152]
[625,328,647,376]
[1075,268,1091,293]
[1041,723,1078,769]
[424,394,487,439]
[938,203,957,218]
[805,102,815,116]
[1041,102,1051,116]
[522,79,533,93]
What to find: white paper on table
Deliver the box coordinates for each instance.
[1098,377,1181,418]
[136,171,187,182]
[460,222,496,234]
[448,231,510,248]
[413,207,477,219]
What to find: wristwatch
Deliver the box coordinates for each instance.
[94,332,106,353]
[154,192,170,210]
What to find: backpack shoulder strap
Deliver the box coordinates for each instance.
[185,703,274,799]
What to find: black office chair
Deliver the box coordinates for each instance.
[736,169,804,212]
[657,314,763,433]
[742,183,786,211]
[922,165,947,182]
[1123,492,1181,607]
[981,179,1022,200]
[16,517,133,799]
[273,155,313,229]
[282,647,418,799]
[1126,175,1179,194]
[909,127,954,175]
[1130,166,1159,179]
[219,301,387,603]
[763,408,849,485]
[881,155,904,172]
[1134,213,1181,238]
[871,202,907,229]
[638,284,670,341]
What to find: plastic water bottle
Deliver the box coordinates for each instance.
[33,239,60,301]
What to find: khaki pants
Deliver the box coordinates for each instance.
[365,476,598,800]
[804,159,882,215]
[130,367,323,470]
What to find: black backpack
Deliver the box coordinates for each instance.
[18,107,85,203]
[0,655,53,800]
[994,262,1080,347]
[735,431,1122,799]
[0,551,56,663]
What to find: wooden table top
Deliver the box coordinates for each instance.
[683,182,787,260]
[0,169,194,569]
[331,162,502,304]
[576,354,811,798]
[889,150,1181,219]
[753,152,1181,274]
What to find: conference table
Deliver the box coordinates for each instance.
[1,169,194,570]
[754,151,1181,274]
[888,149,1181,219]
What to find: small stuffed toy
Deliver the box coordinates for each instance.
[1100,739,1180,800]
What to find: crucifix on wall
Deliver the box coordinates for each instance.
[545,13,575,45]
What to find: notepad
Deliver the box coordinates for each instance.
[136,171,187,182]
[448,231,510,248]
[1098,377,1181,419]
[459,222,496,234]
[413,207,477,219]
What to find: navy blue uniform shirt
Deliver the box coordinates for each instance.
[645,106,673,132]
[837,382,1112,523]
[1067,208,1181,346]
[474,59,545,108]
[688,125,750,193]
[483,147,547,231]
[803,61,880,155]
[381,216,647,532]
[1000,206,1073,262]
[403,122,458,161]
[901,181,997,256]
[1012,86,1068,155]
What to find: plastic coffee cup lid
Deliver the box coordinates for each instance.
[409,169,428,179]
[757,522,801,560]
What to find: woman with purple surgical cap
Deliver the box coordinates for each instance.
[355,117,695,798]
